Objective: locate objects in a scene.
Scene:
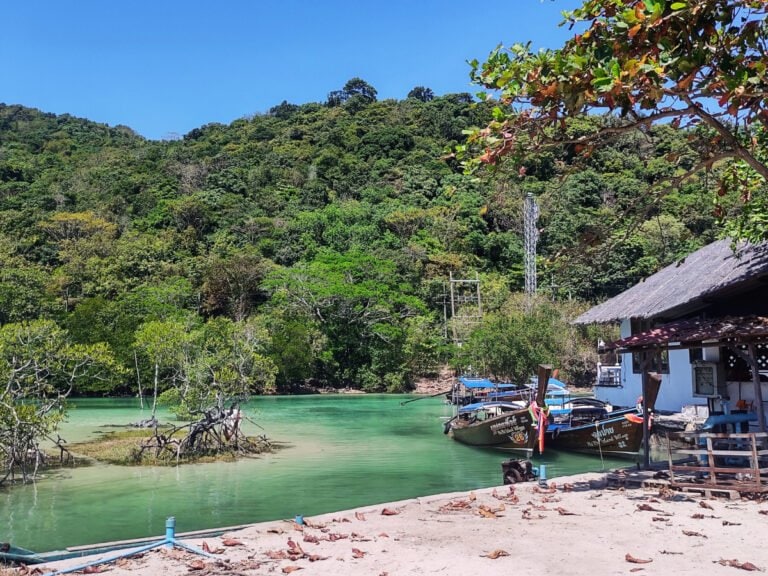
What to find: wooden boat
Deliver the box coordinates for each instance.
[545,402,645,458]
[543,374,662,459]
[444,365,551,455]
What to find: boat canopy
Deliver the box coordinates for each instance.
[458,401,525,414]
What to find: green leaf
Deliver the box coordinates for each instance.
[670,2,686,9]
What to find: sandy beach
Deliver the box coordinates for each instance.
[26,471,768,576]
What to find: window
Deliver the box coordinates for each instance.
[630,318,670,374]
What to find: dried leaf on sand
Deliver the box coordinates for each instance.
[625,553,653,564]
[482,549,510,559]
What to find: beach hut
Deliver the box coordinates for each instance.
[573,239,768,426]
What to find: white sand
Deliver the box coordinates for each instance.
[32,472,768,575]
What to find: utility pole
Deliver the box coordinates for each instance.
[447,272,482,347]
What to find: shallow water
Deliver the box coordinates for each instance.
[1,395,632,552]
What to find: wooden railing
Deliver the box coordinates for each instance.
[666,432,768,490]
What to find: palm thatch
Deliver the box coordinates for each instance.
[574,239,768,324]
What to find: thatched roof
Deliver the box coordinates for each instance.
[605,315,768,352]
[574,239,768,324]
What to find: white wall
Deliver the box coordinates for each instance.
[594,319,707,412]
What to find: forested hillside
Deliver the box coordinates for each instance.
[0,82,719,394]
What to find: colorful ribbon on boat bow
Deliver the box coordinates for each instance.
[529,400,549,454]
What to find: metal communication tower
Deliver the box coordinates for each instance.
[524,192,539,297]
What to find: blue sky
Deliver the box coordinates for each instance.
[3,1,579,140]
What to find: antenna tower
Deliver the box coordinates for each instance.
[524,193,539,298]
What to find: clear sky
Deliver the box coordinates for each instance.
[2,0,579,141]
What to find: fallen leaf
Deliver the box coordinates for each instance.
[691,513,705,519]
[378,532,389,538]
[267,528,285,534]
[287,538,305,556]
[625,554,653,564]
[714,558,761,571]
[652,516,670,522]
[186,559,206,571]
[82,566,107,574]
[282,566,303,574]
[699,501,715,510]
[380,508,399,516]
[636,503,663,513]
[351,548,367,558]
[469,492,477,501]
[221,538,244,546]
[722,520,741,526]
[683,530,707,538]
[556,507,577,516]
[482,549,510,559]
[478,508,497,519]
[328,533,349,541]
[630,569,646,573]
[307,554,329,562]
[303,534,319,544]
[355,512,366,521]
[265,550,289,560]
[351,532,371,542]
[759,510,768,516]
[660,550,683,555]
[532,486,557,494]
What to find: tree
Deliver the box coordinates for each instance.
[134,317,277,459]
[407,86,435,102]
[326,78,378,107]
[343,78,378,103]
[266,250,425,388]
[463,0,768,240]
[0,320,121,485]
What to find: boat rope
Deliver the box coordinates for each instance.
[595,421,605,470]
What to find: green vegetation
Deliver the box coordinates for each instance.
[0,46,754,479]
[0,81,725,394]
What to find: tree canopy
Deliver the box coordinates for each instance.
[462,0,768,241]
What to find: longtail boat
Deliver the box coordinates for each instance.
[444,365,551,456]
[543,373,661,459]
[545,405,645,458]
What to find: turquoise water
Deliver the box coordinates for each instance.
[1,395,631,552]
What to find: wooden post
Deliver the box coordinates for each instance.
[535,364,552,406]
[641,366,651,470]
[748,343,766,433]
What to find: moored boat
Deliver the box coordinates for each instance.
[444,365,551,456]
[545,404,645,458]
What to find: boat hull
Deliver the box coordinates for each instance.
[545,411,644,458]
[449,409,537,454]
